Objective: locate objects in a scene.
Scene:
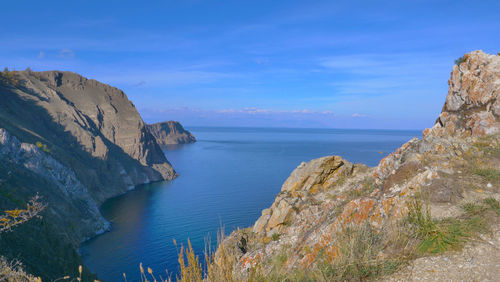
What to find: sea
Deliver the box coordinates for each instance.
[80,127,421,281]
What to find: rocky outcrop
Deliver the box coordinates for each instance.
[147,121,196,146]
[424,51,500,137]
[217,51,500,280]
[0,70,176,279]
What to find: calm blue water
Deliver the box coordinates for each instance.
[80,127,420,281]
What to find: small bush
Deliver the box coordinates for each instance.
[0,257,40,282]
[35,141,50,153]
[271,233,280,241]
[0,195,46,234]
[0,67,19,86]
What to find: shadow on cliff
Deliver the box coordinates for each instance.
[0,81,168,280]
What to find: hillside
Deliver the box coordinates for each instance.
[0,70,176,280]
[209,50,500,281]
[147,121,196,146]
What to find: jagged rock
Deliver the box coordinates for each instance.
[425,50,500,137]
[147,121,196,146]
[252,156,356,236]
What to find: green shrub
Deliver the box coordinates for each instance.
[271,233,280,241]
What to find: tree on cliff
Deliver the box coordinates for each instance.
[0,195,45,281]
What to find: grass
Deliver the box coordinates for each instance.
[473,167,500,182]
[484,197,500,216]
[315,224,406,281]
[271,233,280,241]
[473,137,500,155]
[407,196,500,255]
[407,196,488,254]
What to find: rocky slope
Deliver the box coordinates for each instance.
[0,70,176,280]
[147,120,196,146]
[217,50,500,280]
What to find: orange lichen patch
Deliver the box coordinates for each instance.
[434,143,444,154]
[351,199,375,225]
[378,154,393,170]
[423,128,432,137]
[301,253,316,269]
[396,139,413,154]
[381,198,394,215]
[261,236,271,244]
[240,253,262,269]
[390,200,408,219]
[325,245,339,263]
[337,200,359,225]
[370,206,384,227]
[370,188,380,197]
[334,198,377,228]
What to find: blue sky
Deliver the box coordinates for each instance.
[2,0,500,129]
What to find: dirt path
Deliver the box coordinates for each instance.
[382,227,500,282]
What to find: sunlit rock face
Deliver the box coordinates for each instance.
[425,50,500,137]
[217,51,500,279]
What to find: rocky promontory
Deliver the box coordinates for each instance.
[147,120,196,146]
[213,50,500,281]
[0,70,175,279]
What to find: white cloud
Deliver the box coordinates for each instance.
[37,51,45,59]
[58,49,75,58]
[351,113,367,118]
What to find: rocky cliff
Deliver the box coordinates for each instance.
[216,51,500,281]
[147,121,196,146]
[0,70,175,280]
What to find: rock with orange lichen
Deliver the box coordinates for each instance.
[426,50,500,138]
[216,51,500,280]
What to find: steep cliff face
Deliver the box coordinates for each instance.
[0,70,175,202]
[147,121,196,146]
[0,70,175,279]
[218,51,500,280]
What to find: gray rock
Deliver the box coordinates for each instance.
[147,121,196,146]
